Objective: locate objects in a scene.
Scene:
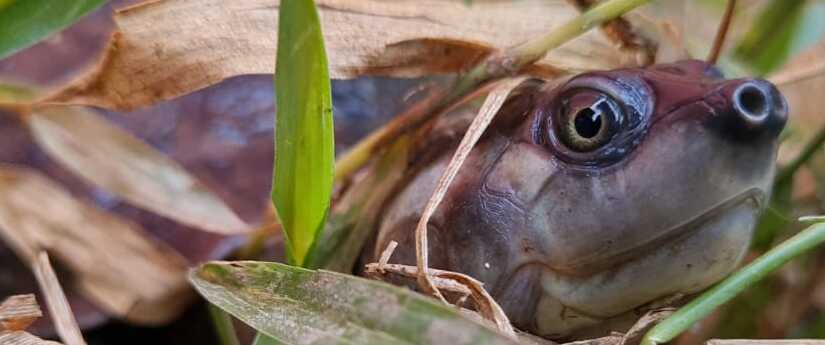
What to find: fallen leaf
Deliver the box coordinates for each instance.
[26,105,251,234]
[190,261,519,345]
[44,0,650,111]
[0,165,190,324]
[0,295,41,332]
[0,331,63,345]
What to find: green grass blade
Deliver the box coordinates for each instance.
[208,303,241,345]
[640,218,825,345]
[733,0,822,75]
[0,0,105,59]
[190,261,518,345]
[252,334,283,345]
[272,0,334,266]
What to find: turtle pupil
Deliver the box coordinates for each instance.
[574,107,602,139]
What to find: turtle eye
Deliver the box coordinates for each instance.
[556,89,624,152]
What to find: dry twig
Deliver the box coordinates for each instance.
[364,261,514,338]
[31,252,86,345]
[412,77,527,304]
[706,0,737,64]
[366,240,514,337]
[559,309,674,345]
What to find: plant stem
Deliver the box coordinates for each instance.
[450,0,653,109]
[508,0,651,69]
[640,220,825,345]
[208,303,240,345]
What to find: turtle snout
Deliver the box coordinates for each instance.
[720,79,788,139]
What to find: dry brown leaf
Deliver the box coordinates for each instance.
[0,295,41,332]
[26,105,250,235]
[0,331,63,345]
[0,165,190,324]
[43,0,649,111]
[31,253,85,345]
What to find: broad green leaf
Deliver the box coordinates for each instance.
[0,0,105,59]
[190,261,518,345]
[272,0,334,266]
[209,303,241,345]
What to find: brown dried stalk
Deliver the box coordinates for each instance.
[364,241,515,338]
[559,309,674,345]
[31,252,86,345]
[410,77,526,306]
[706,0,737,65]
[365,76,524,337]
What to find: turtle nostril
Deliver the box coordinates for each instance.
[734,83,769,121]
[722,79,787,139]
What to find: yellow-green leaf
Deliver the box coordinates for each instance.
[272,0,334,266]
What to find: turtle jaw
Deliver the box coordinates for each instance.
[534,192,764,338]
[568,187,766,279]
